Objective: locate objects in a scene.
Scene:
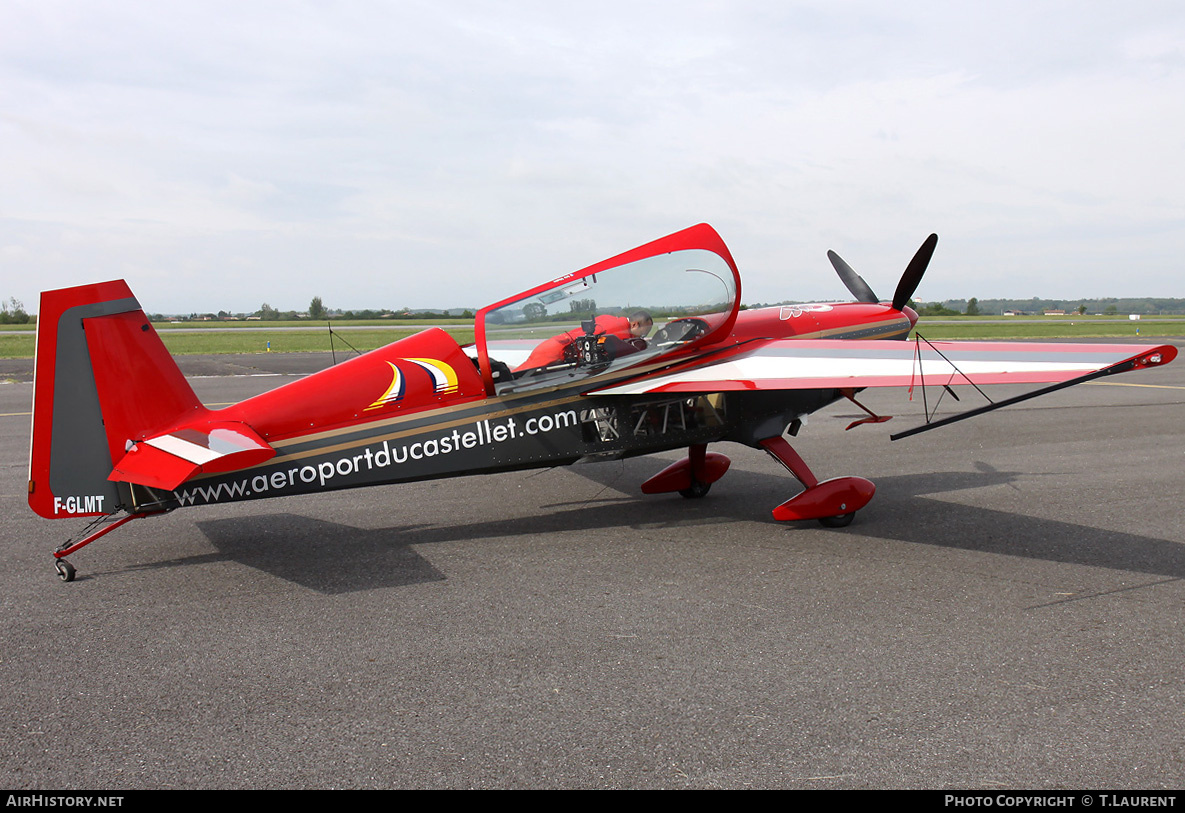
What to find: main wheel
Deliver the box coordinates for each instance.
[679,480,712,499]
[55,559,76,582]
[818,512,855,528]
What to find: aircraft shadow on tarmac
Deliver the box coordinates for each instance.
[191,457,1185,594]
[195,515,446,593]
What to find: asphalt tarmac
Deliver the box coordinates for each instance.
[2,343,1183,789]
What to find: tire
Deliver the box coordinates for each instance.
[818,512,855,528]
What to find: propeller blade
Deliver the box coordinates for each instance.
[827,250,879,304]
[892,233,938,311]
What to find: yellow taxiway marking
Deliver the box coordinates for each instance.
[1086,381,1185,390]
[1,401,234,418]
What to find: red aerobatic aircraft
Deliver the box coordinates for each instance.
[29,224,1176,581]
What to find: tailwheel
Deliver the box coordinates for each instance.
[50,512,151,584]
[818,512,855,528]
[54,559,76,582]
[679,479,712,499]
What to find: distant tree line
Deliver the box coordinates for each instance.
[148,296,477,322]
[918,297,1185,315]
[751,296,1185,316]
[0,297,31,324]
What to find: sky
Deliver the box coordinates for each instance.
[2,0,1183,314]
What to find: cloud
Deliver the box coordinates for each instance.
[2,1,1183,313]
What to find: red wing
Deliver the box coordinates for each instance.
[586,339,1176,395]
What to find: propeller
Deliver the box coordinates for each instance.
[892,233,938,311]
[827,233,939,311]
[827,249,879,304]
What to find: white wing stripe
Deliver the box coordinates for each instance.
[593,342,1142,396]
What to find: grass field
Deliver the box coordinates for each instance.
[152,318,472,329]
[1,316,1181,359]
[156,327,477,355]
[0,326,476,358]
[910,318,1185,340]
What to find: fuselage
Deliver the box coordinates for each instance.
[153,301,914,512]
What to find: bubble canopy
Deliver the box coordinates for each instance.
[474,224,741,394]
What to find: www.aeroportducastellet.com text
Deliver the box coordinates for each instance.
[946,797,1176,808]
[6,798,123,807]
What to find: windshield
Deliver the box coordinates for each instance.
[475,226,740,394]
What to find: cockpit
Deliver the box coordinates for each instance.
[473,225,741,395]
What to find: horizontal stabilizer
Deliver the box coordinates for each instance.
[109,421,275,491]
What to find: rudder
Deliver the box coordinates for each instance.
[28,280,203,519]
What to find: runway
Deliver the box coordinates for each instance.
[2,342,1183,789]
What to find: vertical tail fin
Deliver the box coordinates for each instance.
[28,280,203,519]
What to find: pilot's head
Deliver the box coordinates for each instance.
[628,310,654,338]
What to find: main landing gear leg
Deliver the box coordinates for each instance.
[759,436,875,527]
[53,513,148,582]
[641,443,732,499]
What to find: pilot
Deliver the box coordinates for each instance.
[514,310,653,372]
